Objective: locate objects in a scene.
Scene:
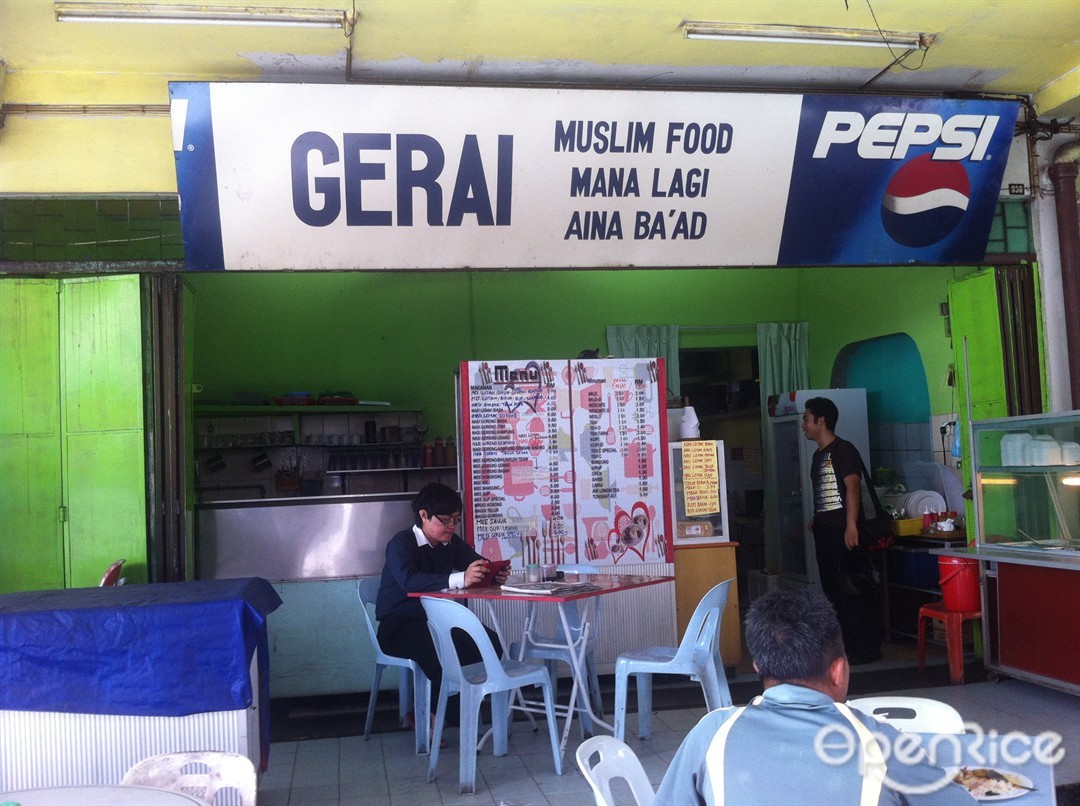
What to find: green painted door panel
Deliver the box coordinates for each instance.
[0,435,64,592]
[64,430,147,587]
[949,270,1008,422]
[949,270,1009,541]
[0,280,64,592]
[61,276,144,433]
[60,275,147,587]
[0,280,60,435]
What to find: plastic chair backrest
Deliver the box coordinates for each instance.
[421,596,503,685]
[576,735,656,806]
[356,576,385,656]
[99,559,126,587]
[121,750,256,805]
[847,696,965,734]
[677,579,731,664]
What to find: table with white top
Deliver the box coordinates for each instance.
[411,572,674,758]
[0,784,205,805]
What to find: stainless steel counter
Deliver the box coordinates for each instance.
[196,494,414,581]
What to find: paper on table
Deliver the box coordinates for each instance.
[500,581,601,595]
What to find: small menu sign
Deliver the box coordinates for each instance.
[681,440,721,516]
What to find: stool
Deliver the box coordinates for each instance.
[917,601,981,685]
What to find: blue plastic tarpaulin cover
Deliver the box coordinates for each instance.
[0,577,282,764]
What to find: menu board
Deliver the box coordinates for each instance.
[681,440,721,516]
[667,440,730,545]
[460,358,670,568]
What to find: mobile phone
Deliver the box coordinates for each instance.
[476,559,511,587]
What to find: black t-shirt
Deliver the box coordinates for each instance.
[810,437,863,529]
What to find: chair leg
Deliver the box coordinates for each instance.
[459,689,483,795]
[413,668,430,756]
[917,610,929,673]
[945,612,965,685]
[587,656,604,719]
[364,665,383,740]
[427,684,450,784]
[636,672,654,741]
[398,667,413,726]
[491,690,510,757]
[698,658,731,711]
[539,676,563,776]
[613,662,630,741]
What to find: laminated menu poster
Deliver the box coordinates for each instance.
[461,358,671,568]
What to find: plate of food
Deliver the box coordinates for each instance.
[945,767,1035,800]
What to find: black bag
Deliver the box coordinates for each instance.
[837,548,881,596]
[857,462,895,551]
[833,548,876,592]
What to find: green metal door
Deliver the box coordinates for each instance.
[61,276,147,587]
[0,280,64,592]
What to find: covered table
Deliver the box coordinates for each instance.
[0,577,282,790]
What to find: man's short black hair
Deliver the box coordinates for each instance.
[744,588,845,682]
[804,396,839,432]
[412,482,462,526]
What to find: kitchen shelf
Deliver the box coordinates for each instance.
[332,466,456,475]
[193,403,445,502]
[196,404,409,415]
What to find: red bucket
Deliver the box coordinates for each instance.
[938,556,980,611]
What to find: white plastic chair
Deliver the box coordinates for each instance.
[357,576,432,755]
[576,735,656,806]
[121,750,256,805]
[614,579,733,740]
[847,696,965,734]
[421,595,563,794]
[509,562,604,735]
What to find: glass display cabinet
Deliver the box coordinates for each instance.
[948,410,1080,694]
[972,411,1080,556]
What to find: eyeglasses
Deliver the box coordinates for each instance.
[434,514,462,527]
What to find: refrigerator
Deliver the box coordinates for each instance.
[768,388,870,589]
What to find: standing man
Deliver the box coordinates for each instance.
[803,396,881,664]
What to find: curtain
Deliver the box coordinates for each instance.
[757,322,810,573]
[605,325,680,398]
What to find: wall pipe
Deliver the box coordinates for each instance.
[1048,139,1080,409]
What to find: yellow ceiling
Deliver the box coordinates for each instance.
[1,0,1077,117]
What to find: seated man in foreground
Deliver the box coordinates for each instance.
[655,588,974,805]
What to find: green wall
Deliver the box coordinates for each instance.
[188,265,969,437]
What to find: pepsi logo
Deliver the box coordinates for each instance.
[880,154,971,248]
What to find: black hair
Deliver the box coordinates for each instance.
[804,396,839,432]
[412,482,462,526]
[577,348,602,359]
[744,588,845,682]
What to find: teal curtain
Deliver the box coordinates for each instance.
[605,325,680,399]
[757,322,809,573]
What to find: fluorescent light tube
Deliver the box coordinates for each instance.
[681,21,928,51]
[55,2,347,28]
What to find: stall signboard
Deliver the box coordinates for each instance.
[170,83,1019,271]
[460,358,671,567]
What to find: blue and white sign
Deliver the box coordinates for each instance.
[169,83,1017,271]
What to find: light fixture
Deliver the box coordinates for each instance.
[681,21,931,51]
[980,478,1019,486]
[1062,476,1080,487]
[54,2,348,28]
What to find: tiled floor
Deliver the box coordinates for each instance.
[259,667,1080,805]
